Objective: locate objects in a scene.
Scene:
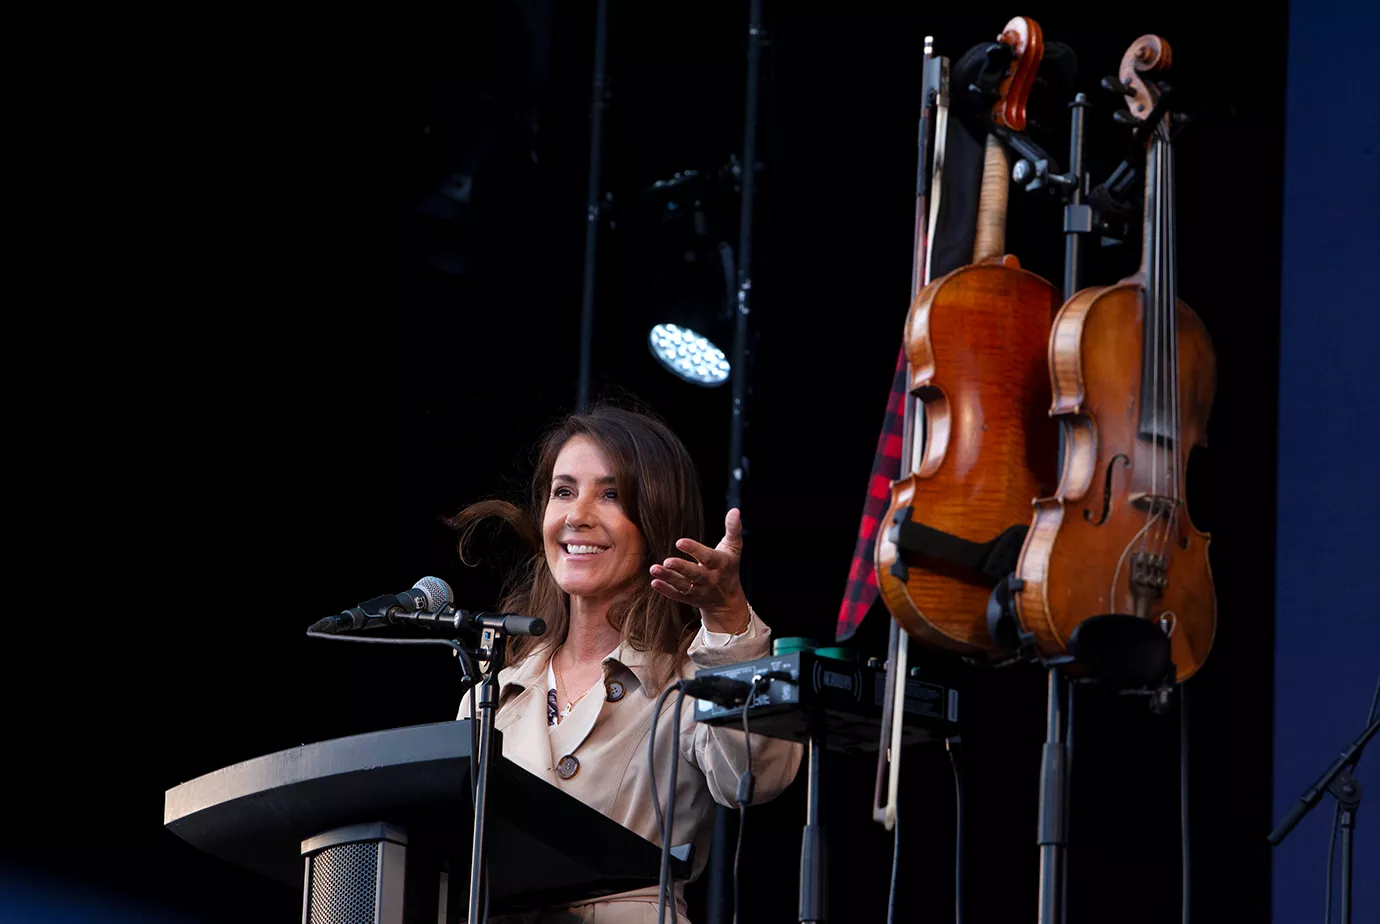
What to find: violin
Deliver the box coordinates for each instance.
[875,16,1063,658]
[1014,35,1217,683]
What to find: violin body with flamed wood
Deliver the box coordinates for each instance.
[876,16,1062,658]
[1014,35,1218,683]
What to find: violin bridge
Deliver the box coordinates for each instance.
[1128,493,1180,517]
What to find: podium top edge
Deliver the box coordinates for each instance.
[163,719,473,826]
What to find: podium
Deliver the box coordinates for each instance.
[164,720,690,923]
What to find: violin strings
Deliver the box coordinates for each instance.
[1144,124,1164,561]
[1156,125,1172,559]
[1153,120,1177,562]
[1168,120,1184,559]
[1163,119,1182,562]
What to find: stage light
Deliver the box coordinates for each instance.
[648,323,731,387]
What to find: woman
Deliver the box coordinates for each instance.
[451,403,803,923]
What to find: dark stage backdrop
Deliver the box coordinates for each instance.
[6,2,1346,923]
[1271,1,1380,921]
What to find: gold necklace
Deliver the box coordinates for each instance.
[554,645,595,720]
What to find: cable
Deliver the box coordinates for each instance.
[1323,667,1380,923]
[733,803,747,924]
[649,684,688,924]
[1180,682,1190,924]
[731,676,767,924]
[1062,682,1076,922]
[1324,806,1339,924]
[305,629,467,652]
[660,689,689,924]
[947,736,964,924]
[648,684,682,849]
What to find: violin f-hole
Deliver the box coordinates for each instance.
[1084,454,1131,525]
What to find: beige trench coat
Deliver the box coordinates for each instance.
[456,608,803,923]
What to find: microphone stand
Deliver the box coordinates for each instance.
[466,625,511,924]
[1268,715,1378,924]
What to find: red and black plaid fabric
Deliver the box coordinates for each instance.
[835,345,909,641]
[832,62,987,643]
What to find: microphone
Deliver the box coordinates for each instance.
[400,605,547,638]
[309,576,454,635]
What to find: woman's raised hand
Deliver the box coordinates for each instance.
[650,507,750,634]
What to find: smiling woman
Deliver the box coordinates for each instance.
[447,403,802,924]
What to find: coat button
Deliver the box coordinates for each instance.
[606,680,626,702]
[556,754,580,780]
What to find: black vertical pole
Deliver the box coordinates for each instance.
[576,0,610,413]
[706,4,766,923]
[726,0,763,514]
[1036,670,1069,924]
[1038,89,1090,924]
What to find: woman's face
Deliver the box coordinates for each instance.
[543,435,647,605]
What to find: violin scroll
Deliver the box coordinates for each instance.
[991,16,1045,131]
[1117,35,1172,123]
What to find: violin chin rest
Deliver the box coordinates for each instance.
[1068,614,1173,691]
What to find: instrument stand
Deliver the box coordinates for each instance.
[1268,715,1379,924]
[1036,669,1072,924]
[798,719,827,923]
[1034,90,1092,924]
[464,626,511,924]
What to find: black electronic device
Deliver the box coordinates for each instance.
[690,650,959,752]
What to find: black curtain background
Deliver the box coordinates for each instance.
[6,3,1283,922]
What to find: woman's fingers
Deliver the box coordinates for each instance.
[675,537,718,562]
[650,563,695,594]
[650,578,691,600]
[655,557,707,583]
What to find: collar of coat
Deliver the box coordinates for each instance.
[497,637,678,702]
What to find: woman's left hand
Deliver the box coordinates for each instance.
[650,507,750,633]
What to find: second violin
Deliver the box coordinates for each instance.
[1014,35,1218,684]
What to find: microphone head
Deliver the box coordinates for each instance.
[412,576,454,611]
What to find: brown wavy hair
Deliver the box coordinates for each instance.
[446,403,705,692]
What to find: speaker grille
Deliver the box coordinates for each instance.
[308,841,378,923]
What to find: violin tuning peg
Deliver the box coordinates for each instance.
[1112,110,1136,124]
[1101,76,1135,96]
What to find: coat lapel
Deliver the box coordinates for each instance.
[546,642,663,765]
[490,652,558,779]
